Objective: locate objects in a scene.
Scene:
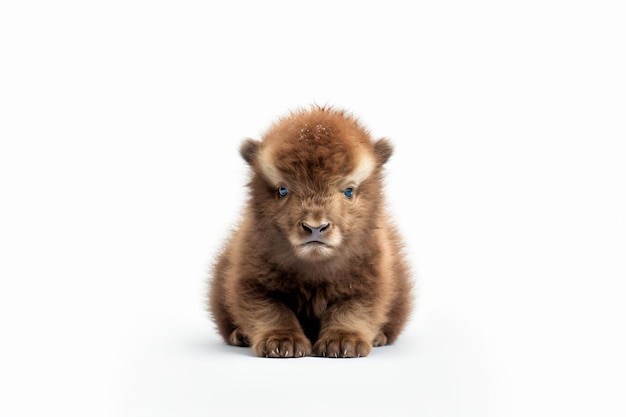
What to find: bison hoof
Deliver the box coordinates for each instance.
[253,332,312,358]
[313,332,372,358]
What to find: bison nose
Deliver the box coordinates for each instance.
[302,222,330,239]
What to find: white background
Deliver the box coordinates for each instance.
[1,1,625,416]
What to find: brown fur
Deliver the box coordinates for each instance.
[208,106,413,358]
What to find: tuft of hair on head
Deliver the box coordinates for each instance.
[240,138,260,165]
[374,138,394,165]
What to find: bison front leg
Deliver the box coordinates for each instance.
[313,302,384,358]
[240,302,312,358]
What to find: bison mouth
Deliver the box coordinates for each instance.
[301,237,330,247]
[301,242,329,250]
[291,225,341,259]
[295,238,335,259]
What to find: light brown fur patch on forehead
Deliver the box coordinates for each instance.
[257,145,285,186]
[344,152,377,186]
[256,107,377,187]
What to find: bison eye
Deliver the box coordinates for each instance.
[343,187,354,198]
[278,186,289,198]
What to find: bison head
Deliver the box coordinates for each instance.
[240,107,393,262]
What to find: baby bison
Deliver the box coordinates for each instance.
[208,106,413,358]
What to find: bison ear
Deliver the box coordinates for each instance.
[374,138,394,165]
[240,138,260,165]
